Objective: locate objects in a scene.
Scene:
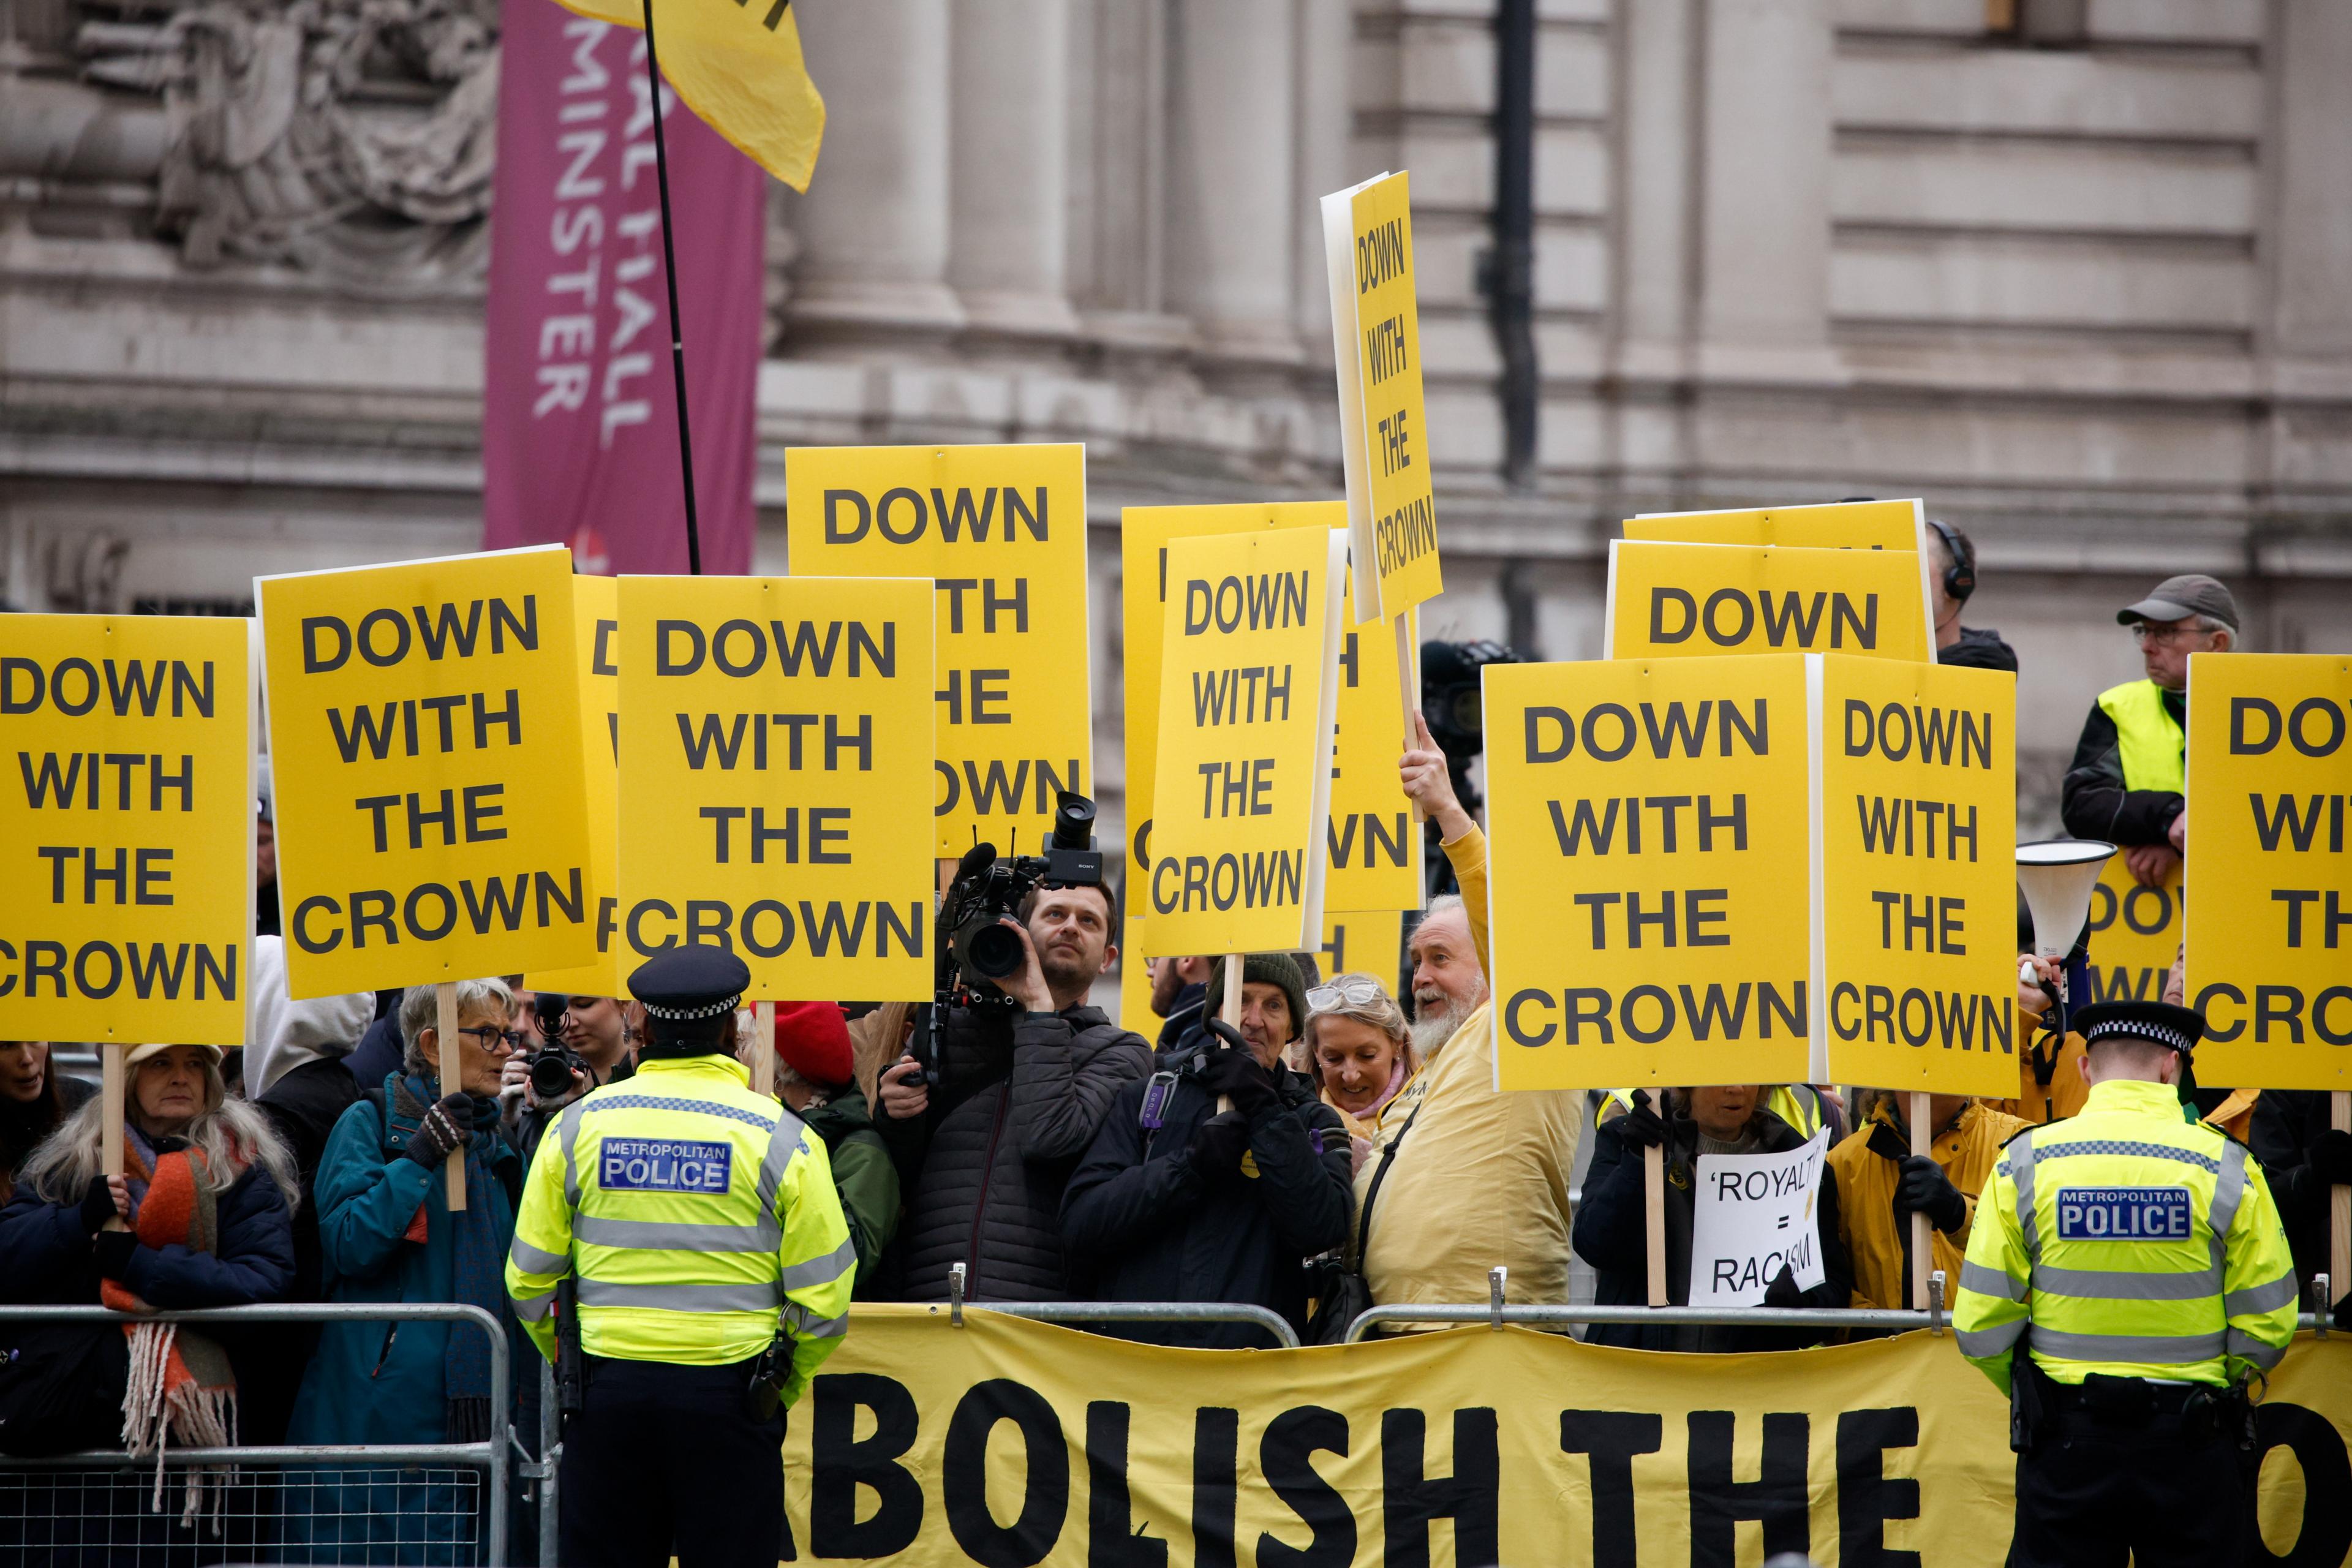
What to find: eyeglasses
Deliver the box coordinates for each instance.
[2128,620,2211,647]
[458,1026,527,1051]
[1306,976,1387,1014]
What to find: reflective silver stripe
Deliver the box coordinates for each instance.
[755,1110,810,1216]
[1956,1321,2026,1359]
[2028,1327,2225,1363]
[1958,1261,2027,1303]
[2011,1132,2040,1264]
[2209,1140,2248,1245]
[2032,1264,2220,1302]
[510,1290,556,1322]
[560,1100,590,1212]
[576,1279,783,1313]
[2226,1329,2287,1370]
[2223,1272,2301,1318]
[576,1215,780,1255]
[778,1235,857,1292]
[510,1237,569,1276]
[783,1301,850,1340]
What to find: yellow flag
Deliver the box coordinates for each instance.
[550,0,826,191]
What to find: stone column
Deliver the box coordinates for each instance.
[1164,0,1300,366]
[2269,0,2352,362]
[1291,0,1351,358]
[785,0,963,348]
[949,0,1080,345]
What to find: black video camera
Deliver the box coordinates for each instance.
[527,993,592,1100]
[938,792,1103,1004]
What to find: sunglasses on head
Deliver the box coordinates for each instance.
[1306,976,1387,1013]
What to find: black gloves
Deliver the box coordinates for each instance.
[2311,1128,2352,1188]
[91,1229,136,1280]
[1614,1096,1668,1150]
[1895,1155,1969,1234]
[1763,1261,1806,1310]
[402,1093,475,1170]
[1187,1110,1252,1175]
[1200,1042,1279,1118]
[80,1175,121,1237]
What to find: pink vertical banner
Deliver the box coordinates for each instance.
[482,0,764,575]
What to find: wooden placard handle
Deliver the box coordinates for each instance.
[1643,1131,1667,1308]
[437,982,466,1212]
[1217,956,1243,1115]
[102,1042,125,1180]
[2332,1091,2350,1312]
[1910,1090,1932,1313]
[1395,613,1424,824]
[752,1000,777,1098]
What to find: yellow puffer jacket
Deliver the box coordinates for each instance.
[1828,1097,2029,1311]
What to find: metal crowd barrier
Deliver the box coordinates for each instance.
[941,1262,1303,1346]
[0,1302,514,1568]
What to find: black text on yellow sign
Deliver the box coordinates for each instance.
[2187,652,2352,1090]
[1485,656,1814,1091]
[785,444,1091,858]
[0,616,253,1042]
[1814,655,2019,1097]
[617,576,935,1002]
[528,575,623,998]
[258,546,594,998]
[1142,527,1348,957]
[1605,540,1935,664]
[2084,854,2183,1005]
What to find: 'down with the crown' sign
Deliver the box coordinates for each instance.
[1814,655,2019,1096]
[1624,499,1928,554]
[1605,541,1934,665]
[618,576,935,1001]
[527,576,622,997]
[1140,527,1348,957]
[786,444,1090,859]
[2084,857,2184,1005]
[1324,172,1440,622]
[1485,656,1814,1091]
[0,616,254,1042]
[2185,653,2352,1090]
[258,546,593,997]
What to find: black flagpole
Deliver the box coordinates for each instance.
[638,0,703,576]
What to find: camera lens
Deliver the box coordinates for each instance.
[965,921,1027,980]
[529,1052,576,1099]
[1051,792,1096,851]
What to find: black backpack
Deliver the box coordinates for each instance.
[0,1320,130,1457]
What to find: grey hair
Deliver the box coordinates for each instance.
[399,978,517,1077]
[2187,614,2239,644]
[21,1051,300,1214]
[1304,972,1411,1054]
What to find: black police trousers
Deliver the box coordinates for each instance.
[2009,1397,2248,1567]
[560,1354,786,1568]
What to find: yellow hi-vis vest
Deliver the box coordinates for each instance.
[1953,1078,2297,1396]
[1602,1085,1827,1139]
[505,1054,854,1404]
[2095,679,2186,794]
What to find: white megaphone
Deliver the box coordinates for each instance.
[2016,839,2117,1035]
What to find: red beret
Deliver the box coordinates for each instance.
[771,1000,853,1087]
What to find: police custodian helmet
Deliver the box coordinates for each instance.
[2070,999,2204,1057]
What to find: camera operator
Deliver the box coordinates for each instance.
[875,878,1152,1303]
[500,993,635,1158]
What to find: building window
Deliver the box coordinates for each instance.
[1987,0,2088,47]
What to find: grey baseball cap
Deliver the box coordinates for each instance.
[2117,573,2239,633]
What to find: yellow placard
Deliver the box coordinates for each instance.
[2082,856,2184,1005]
[1116,918,1158,1037]
[0,615,254,1043]
[1324,172,1441,622]
[527,576,622,998]
[2185,652,2352,1090]
[616,576,935,1002]
[779,1308,2352,1565]
[786,444,1091,859]
[1320,909,1404,995]
[1605,540,1934,663]
[1485,656,1814,1090]
[258,547,593,998]
[1625,499,1928,553]
[1815,655,2020,1096]
[1140,527,1347,957]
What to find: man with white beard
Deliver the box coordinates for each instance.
[1352,714,1583,1318]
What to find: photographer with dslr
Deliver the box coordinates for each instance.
[1061,954,1351,1348]
[501,993,635,1158]
[875,794,1153,1303]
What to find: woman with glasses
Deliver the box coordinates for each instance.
[285,976,530,1563]
[1303,974,1415,1170]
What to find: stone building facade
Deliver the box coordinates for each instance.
[6,0,2351,844]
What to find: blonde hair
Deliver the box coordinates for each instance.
[19,1050,298,1214]
[1303,973,1411,1055]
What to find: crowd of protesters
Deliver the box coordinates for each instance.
[0,553,2346,1564]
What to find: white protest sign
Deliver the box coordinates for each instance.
[1686,1128,1830,1307]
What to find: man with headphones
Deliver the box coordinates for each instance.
[1924,518,2018,673]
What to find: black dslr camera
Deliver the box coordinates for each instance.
[938,792,1104,1005]
[527,992,592,1100]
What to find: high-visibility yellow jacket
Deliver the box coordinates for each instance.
[2096,679,2186,793]
[1830,1098,2028,1311]
[505,1054,854,1406]
[1954,1077,2297,1395]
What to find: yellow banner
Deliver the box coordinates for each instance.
[1625,499,1928,553]
[257,547,594,998]
[1140,527,1346,957]
[786,444,1091,860]
[527,576,622,998]
[1605,541,1934,664]
[2083,855,2184,1006]
[1815,655,2020,1096]
[616,575,934,1001]
[1485,657,1814,1090]
[780,1309,2352,1567]
[2185,652,2352,1090]
[1320,909,1403,993]
[1325,172,1441,622]
[0,615,253,1043]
